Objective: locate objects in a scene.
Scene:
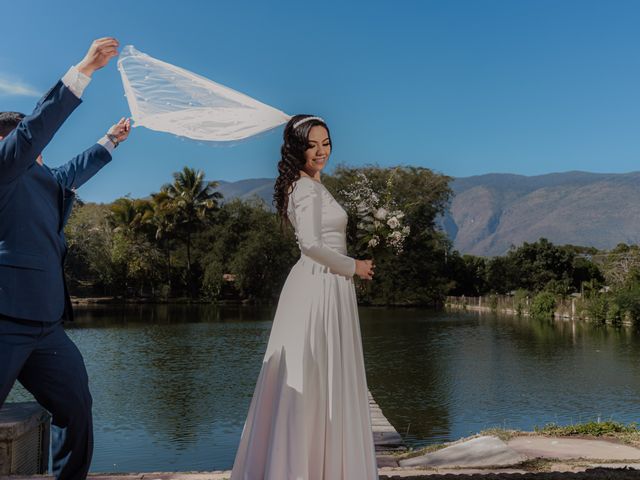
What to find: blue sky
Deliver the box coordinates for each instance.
[2,0,640,202]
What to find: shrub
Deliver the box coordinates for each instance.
[514,289,529,316]
[585,294,608,324]
[530,292,556,318]
[606,302,622,326]
[488,294,498,312]
[614,286,640,324]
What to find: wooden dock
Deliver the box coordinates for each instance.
[369,391,405,451]
[4,395,405,479]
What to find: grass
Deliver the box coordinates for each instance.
[480,427,522,441]
[534,421,640,445]
[513,458,556,472]
[391,441,450,459]
[483,421,640,444]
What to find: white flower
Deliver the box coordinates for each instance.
[387,216,400,229]
[388,231,403,240]
[402,225,410,234]
[374,207,388,220]
[368,236,380,248]
[373,220,382,229]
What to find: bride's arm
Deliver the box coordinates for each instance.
[291,178,356,277]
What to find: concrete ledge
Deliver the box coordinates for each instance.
[0,402,51,442]
[399,435,527,468]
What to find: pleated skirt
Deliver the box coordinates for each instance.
[230,256,378,480]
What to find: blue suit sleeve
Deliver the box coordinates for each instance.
[51,143,112,190]
[0,81,82,184]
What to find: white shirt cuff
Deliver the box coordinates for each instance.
[61,65,91,99]
[97,136,116,155]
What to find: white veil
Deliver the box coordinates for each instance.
[117,45,291,142]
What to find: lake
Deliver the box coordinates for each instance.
[7,305,640,472]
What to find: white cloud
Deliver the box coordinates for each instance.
[0,77,40,97]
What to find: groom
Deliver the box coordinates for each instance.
[0,38,129,479]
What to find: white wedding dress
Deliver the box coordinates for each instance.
[231,176,378,480]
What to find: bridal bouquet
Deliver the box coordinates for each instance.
[340,171,410,259]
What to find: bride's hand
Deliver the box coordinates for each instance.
[355,259,374,280]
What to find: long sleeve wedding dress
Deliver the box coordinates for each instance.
[231,176,378,480]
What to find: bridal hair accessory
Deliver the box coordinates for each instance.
[117,45,291,142]
[293,116,325,129]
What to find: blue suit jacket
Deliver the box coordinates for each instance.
[0,81,112,322]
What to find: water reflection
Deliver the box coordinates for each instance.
[7,306,640,472]
[360,308,453,445]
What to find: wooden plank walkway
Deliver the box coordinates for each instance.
[4,395,405,479]
[369,391,405,451]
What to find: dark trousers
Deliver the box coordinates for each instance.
[0,316,93,480]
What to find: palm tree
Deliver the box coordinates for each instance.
[108,197,156,297]
[161,167,222,294]
[109,197,154,234]
[149,190,179,295]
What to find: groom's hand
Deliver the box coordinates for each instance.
[77,37,120,77]
[106,118,131,146]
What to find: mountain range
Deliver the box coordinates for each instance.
[215,171,640,257]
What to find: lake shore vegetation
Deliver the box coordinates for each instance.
[66,166,640,320]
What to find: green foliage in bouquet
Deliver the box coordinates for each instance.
[338,169,410,260]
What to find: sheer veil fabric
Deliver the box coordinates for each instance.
[231,178,379,479]
[117,45,291,142]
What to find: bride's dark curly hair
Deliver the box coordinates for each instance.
[273,114,332,226]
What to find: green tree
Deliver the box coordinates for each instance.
[65,201,115,295]
[161,167,222,295]
[109,197,162,296]
[109,197,154,234]
[508,238,574,293]
[448,253,489,296]
[485,255,517,294]
[482,239,603,296]
[201,199,298,302]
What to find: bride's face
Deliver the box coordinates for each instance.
[303,126,331,176]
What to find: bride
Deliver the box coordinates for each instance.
[231,115,378,479]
